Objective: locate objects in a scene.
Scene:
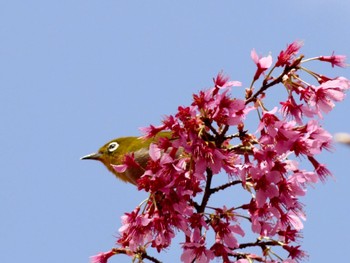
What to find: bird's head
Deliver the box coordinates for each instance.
[81,136,143,183]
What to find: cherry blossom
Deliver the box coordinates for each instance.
[251,49,273,81]
[276,40,303,67]
[90,42,348,263]
[319,52,347,68]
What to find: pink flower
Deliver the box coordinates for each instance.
[287,170,318,197]
[257,107,279,132]
[285,211,304,231]
[181,229,215,263]
[139,124,166,138]
[247,199,280,236]
[210,242,232,262]
[90,250,116,263]
[214,71,242,89]
[227,99,249,125]
[258,110,301,154]
[277,178,303,209]
[300,77,350,117]
[280,96,304,124]
[251,49,273,81]
[111,153,142,184]
[255,176,279,207]
[304,120,333,153]
[278,225,301,243]
[283,245,308,262]
[319,52,347,67]
[118,207,153,251]
[181,245,215,263]
[276,40,303,67]
[210,210,244,250]
[307,156,332,182]
[151,212,176,251]
[112,153,141,173]
[149,143,162,161]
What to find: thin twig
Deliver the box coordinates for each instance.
[210,180,242,194]
[238,240,281,250]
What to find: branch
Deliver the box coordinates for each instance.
[245,55,304,105]
[238,239,281,250]
[198,168,213,213]
[229,145,254,155]
[141,252,163,263]
[217,124,230,145]
[210,180,242,194]
[202,117,220,138]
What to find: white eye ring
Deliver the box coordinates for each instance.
[108,142,119,152]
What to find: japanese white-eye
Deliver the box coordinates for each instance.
[81,132,172,184]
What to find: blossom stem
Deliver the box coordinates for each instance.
[299,66,320,80]
[300,57,319,64]
[263,65,277,86]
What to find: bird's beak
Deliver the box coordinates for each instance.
[80,152,102,160]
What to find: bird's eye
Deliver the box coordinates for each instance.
[108,142,119,152]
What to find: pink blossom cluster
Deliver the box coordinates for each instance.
[91,41,349,263]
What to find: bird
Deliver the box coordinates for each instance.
[81,132,173,184]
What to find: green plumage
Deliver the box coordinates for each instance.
[81,132,173,184]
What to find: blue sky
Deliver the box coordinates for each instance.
[1,1,350,262]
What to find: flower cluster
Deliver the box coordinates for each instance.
[91,41,349,263]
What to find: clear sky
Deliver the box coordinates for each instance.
[1,1,350,262]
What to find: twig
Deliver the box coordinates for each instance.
[245,55,304,105]
[210,180,242,194]
[238,239,281,250]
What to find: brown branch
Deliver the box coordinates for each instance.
[210,180,242,194]
[198,168,213,213]
[238,240,281,250]
[217,124,230,145]
[229,145,254,155]
[202,117,220,138]
[141,252,163,263]
[221,124,230,137]
[191,200,201,211]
